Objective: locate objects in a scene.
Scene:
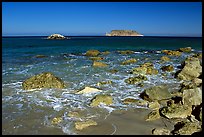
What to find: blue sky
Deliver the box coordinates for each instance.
[2,2,202,36]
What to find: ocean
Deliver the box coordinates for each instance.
[2,36,202,135]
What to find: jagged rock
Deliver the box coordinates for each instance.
[75,87,102,94]
[47,34,66,39]
[172,120,201,135]
[97,80,112,86]
[148,101,160,110]
[161,50,182,56]
[106,30,143,36]
[90,94,113,107]
[131,63,158,75]
[140,85,172,101]
[85,50,100,57]
[160,56,171,62]
[121,58,137,65]
[131,67,147,75]
[93,61,108,67]
[152,128,171,135]
[125,75,147,84]
[176,57,202,80]
[68,111,80,118]
[22,72,65,90]
[75,120,97,130]
[89,57,104,61]
[160,103,192,119]
[178,47,192,52]
[117,50,135,54]
[161,65,174,72]
[145,109,160,121]
[122,98,148,106]
[182,88,202,106]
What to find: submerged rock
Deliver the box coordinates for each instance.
[93,61,108,67]
[97,80,112,86]
[131,63,158,75]
[90,94,113,107]
[89,57,104,61]
[75,120,97,130]
[125,75,147,84]
[22,72,65,90]
[161,65,174,72]
[117,50,135,54]
[160,56,171,62]
[121,58,137,65]
[35,55,48,58]
[85,50,100,57]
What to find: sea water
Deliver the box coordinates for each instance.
[2,36,202,134]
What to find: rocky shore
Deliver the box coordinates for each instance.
[22,47,202,135]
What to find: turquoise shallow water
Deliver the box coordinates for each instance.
[2,36,202,134]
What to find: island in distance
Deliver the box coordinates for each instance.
[47,34,70,39]
[106,30,144,36]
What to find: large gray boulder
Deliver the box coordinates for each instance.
[182,87,202,106]
[22,72,65,90]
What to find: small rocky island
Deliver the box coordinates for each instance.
[47,34,69,39]
[106,30,143,36]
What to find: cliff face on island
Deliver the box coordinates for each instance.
[106,30,143,36]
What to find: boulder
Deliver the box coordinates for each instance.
[161,50,182,56]
[89,57,104,61]
[122,98,148,106]
[125,75,148,84]
[176,57,202,80]
[93,61,108,67]
[178,47,192,52]
[182,88,202,106]
[90,94,113,107]
[131,63,158,75]
[75,120,97,130]
[161,65,174,72]
[140,85,172,101]
[51,117,63,125]
[47,34,66,39]
[121,58,137,65]
[145,109,160,121]
[160,103,192,119]
[97,80,112,86]
[148,101,160,110]
[152,128,171,135]
[22,72,65,90]
[75,87,102,94]
[85,50,100,57]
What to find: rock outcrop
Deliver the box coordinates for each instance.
[106,30,143,36]
[22,72,65,90]
[47,34,66,39]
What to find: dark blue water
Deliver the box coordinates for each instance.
[2,36,202,135]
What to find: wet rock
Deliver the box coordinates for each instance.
[122,98,148,106]
[160,103,192,119]
[117,50,134,54]
[161,65,174,72]
[85,50,100,57]
[90,94,113,107]
[125,75,147,84]
[160,56,171,62]
[51,117,62,125]
[109,69,118,73]
[172,120,201,135]
[22,72,65,90]
[152,128,171,135]
[176,57,202,80]
[182,87,202,106]
[131,63,158,75]
[101,51,110,55]
[121,58,137,65]
[146,67,159,75]
[68,111,80,118]
[93,61,108,67]
[75,87,102,94]
[131,67,147,75]
[97,80,112,86]
[75,119,97,130]
[178,47,192,52]
[161,50,182,56]
[89,57,104,61]
[140,85,172,101]
[145,109,160,121]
